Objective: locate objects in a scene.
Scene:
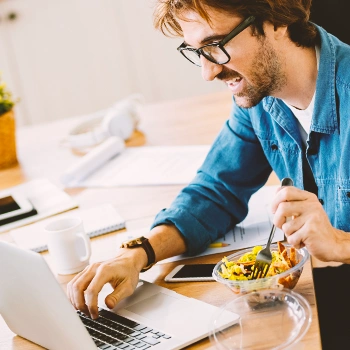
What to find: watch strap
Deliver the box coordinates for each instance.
[139,237,156,272]
[121,236,156,272]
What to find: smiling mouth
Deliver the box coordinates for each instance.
[227,77,243,86]
[225,76,244,94]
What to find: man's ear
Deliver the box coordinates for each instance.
[273,25,288,40]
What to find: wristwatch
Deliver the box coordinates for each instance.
[120,236,156,272]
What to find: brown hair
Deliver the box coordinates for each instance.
[153,0,318,47]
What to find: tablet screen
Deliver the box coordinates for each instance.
[0,196,20,215]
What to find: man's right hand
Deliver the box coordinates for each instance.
[67,225,187,319]
[67,247,147,319]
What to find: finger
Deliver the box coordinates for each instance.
[273,202,300,228]
[286,231,304,249]
[67,266,89,295]
[105,280,135,309]
[284,222,308,249]
[67,270,86,306]
[69,264,100,316]
[282,215,303,237]
[271,187,308,213]
[84,265,115,319]
[72,267,101,317]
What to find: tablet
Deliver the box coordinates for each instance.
[0,192,33,221]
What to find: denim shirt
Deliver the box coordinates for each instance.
[152,25,350,256]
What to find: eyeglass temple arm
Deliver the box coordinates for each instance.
[221,15,256,46]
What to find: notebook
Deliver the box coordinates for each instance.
[10,203,125,252]
[0,241,238,350]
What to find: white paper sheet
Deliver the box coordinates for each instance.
[65,145,210,188]
[114,185,284,263]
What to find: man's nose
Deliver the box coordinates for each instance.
[200,56,223,81]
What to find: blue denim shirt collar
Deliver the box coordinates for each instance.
[262,97,304,148]
[261,24,338,136]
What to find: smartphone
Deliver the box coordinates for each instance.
[164,264,216,282]
[0,192,34,221]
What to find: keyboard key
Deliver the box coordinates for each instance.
[139,327,153,334]
[142,336,161,345]
[98,308,139,328]
[92,338,105,347]
[162,334,171,339]
[99,344,116,350]
[129,331,141,337]
[123,345,136,350]
[128,339,141,346]
[86,327,123,345]
[116,343,130,349]
[135,334,147,340]
[84,319,128,341]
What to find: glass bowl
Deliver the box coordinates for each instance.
[212,244,309,294]
[210,289,312,349]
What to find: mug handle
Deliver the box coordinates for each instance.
[77,232,92,263]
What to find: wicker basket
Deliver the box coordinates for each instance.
[0,110,18,169]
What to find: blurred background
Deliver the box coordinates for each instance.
[0,0,225,127]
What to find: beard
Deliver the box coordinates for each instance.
[217,37,287,108]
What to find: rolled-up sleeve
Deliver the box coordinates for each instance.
[151,103,272,256]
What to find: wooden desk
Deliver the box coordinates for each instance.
[0,91,321,349]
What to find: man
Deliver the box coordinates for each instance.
[68,0,350,319]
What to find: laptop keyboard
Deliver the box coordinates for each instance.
[77,307,172,350]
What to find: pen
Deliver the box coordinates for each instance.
[209,242,230,248]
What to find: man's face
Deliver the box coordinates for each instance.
[178,9,287,108]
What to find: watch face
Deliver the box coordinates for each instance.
[122,236,146,248]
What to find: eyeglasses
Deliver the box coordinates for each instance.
[177,16,255,67]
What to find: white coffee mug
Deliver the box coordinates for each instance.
[45,217,91,275]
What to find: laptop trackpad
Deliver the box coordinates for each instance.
[125,292,189,321]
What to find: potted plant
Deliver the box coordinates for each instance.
[0,73,18,169]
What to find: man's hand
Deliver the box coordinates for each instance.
[271,186,350,263]
[67,224,187,319]
[67,248,146,319]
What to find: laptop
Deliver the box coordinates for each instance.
[0,241,238,350]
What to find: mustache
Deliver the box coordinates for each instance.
[216,67,242,81]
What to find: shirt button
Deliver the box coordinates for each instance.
[271,144,278,151]
[319,198,324,205]
[347,192,350,198]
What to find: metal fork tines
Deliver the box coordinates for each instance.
[251,225,276,279]
[250,177,294,280]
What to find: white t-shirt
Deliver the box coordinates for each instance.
[283,46,320,141]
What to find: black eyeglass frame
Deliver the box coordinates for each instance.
[177,15,256,67]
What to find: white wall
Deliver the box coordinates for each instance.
[0,0,226,126]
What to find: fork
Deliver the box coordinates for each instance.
[250,177,294,279]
